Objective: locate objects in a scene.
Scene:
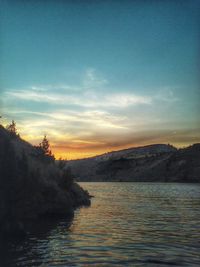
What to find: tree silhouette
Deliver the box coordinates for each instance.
[39,135,52,156]
[6,120,18,136]
[58,157,67,170]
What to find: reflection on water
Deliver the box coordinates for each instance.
[0,183,200,266]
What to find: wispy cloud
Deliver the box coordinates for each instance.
[2,68,192,159]
[3,68,153,109]
[83,68,108,89]
[155,87,180,103]
[5,89,152,108]
[2,107,129,148]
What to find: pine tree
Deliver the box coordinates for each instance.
[39,135,52,156]
[6,120,17,136]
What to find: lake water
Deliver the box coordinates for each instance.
[1,183,200,266]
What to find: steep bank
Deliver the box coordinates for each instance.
[67,144,200,182]
[0,125,91,237]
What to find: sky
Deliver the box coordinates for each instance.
[0,0,200,159]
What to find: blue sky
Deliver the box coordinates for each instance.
[0,0,200,159]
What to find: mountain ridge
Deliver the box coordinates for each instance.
[69,143,177,162]
[66,143,200,182]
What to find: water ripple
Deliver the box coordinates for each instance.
[1,182,200,266]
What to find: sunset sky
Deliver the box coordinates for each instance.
[0,0,200,159]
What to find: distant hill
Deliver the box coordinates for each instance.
[66,144,200,182]
[0,125,90,238]
[92,143,176,160]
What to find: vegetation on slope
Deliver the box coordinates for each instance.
[67,144,200,182]
[0,124,90,238]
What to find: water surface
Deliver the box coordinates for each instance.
[1,183,200,266]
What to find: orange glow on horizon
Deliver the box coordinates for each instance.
[51,141,193,160]
[53,144,167,160]
[13,128,199,160]
[52,143,138,160]
[52,146,122,160]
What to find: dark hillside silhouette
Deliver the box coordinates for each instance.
[67,144,200,182]
[0,125,91,238]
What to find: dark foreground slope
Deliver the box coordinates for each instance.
[0,126,90,237]
[67,144,200,182]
